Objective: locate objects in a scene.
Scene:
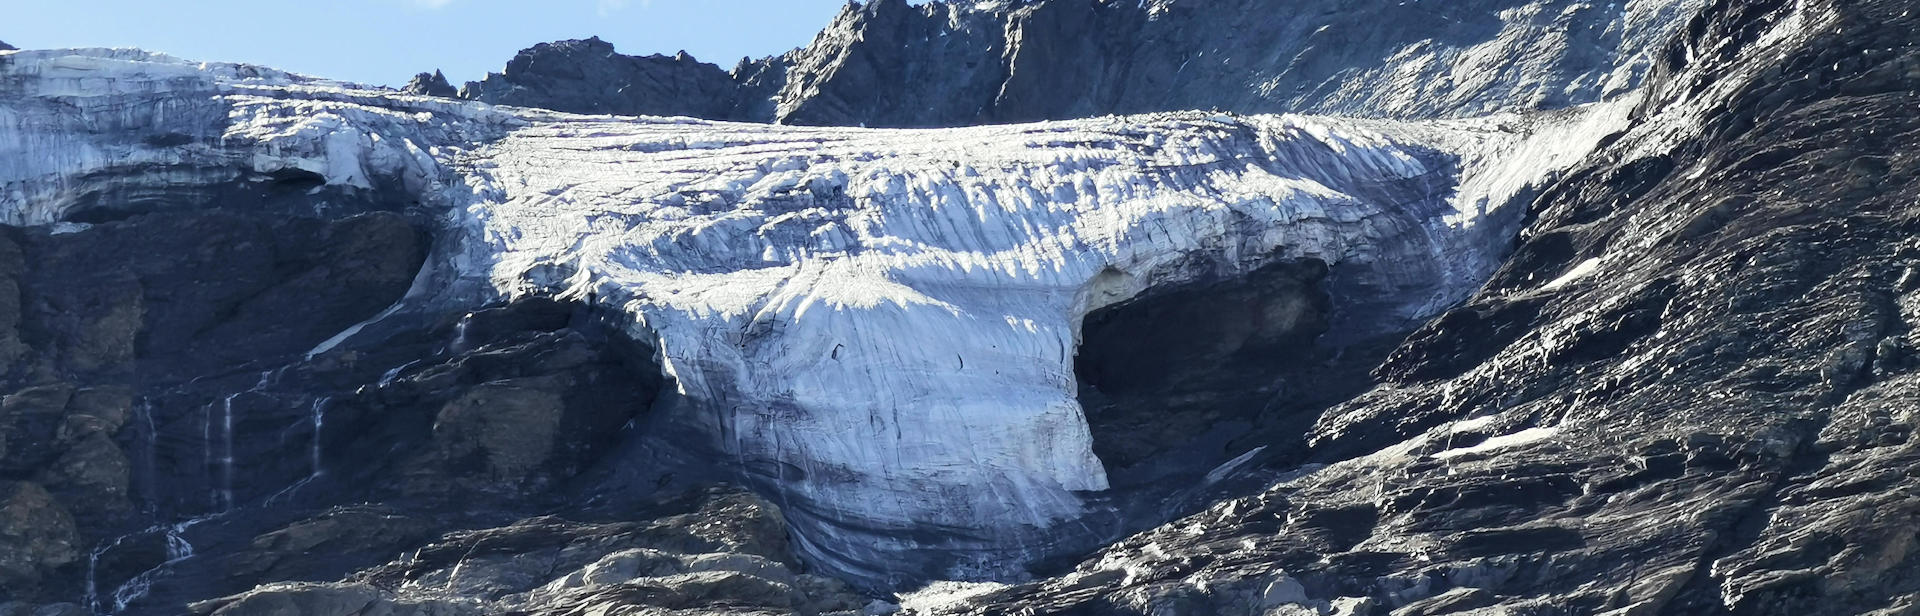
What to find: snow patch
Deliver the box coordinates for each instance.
[1450,415,1497,433]
[1543,257,1602,290]
[898,580,1010,614]
[1434,426,1562,459]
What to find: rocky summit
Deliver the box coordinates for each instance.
[441,0,1700,126]
[0,0,1917,614]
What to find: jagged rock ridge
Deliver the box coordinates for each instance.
[439,0,1701,127]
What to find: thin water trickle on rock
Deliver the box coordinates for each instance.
[309,396,328,478]
[86,514,214,615]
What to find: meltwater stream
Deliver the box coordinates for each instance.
[84,367,334,614]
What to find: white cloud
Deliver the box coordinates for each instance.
[413,0,456,9]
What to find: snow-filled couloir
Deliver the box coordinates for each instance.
[0,47,1634,585]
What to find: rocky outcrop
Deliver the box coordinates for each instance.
[189,488,869,616]
[440,0,1700,126]
[458,37,742,119]
[0,210,427,605]
[0,482,78,599]
[400,71,455,98]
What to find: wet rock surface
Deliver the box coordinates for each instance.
[0,196,766,614]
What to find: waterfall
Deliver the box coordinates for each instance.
[378,359,422,387]
[86,515,213,615]
[200,401,213,509]
[309,396,328,478]
[218,393,236,510]
[451,312,473,353]
[132,398,157,515]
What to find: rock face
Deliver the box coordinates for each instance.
[400,70,455,98]
[920,0,1920,614]
[458,37,743,120]
[444,0,1700,126]
[191,488,868,616]
[0,481,79,598]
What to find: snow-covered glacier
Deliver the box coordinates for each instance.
[0,47,1633,584]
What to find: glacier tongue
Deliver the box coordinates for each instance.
[0,48,1629,585]
[452,109,1615,580]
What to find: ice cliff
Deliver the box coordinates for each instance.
[0,46,1631,584]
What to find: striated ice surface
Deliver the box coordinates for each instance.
[0,47,1635,583]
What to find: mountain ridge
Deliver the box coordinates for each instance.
[427,0,1700,127]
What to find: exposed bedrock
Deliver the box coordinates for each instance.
[458,37,743,120]
[0,207,420,603]
[88,294,674,615]
[0,206,689,614]
[189,487,870,616]
[440,0,1702,126]
[931,0,1920,613]
[400,70,456,99]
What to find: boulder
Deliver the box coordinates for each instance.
[0,482,77,599]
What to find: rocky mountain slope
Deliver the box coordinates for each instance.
[920,0,1920,613]
[435,0,1700,127]
[3,0,1917,614]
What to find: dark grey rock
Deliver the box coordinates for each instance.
[184,487,867,616]
[441,0,1691,126]
[0,482,77,600]
[946,0,1920,614]
[459,37,741,119]
[194,583,476,616]
[400,70,456,98]
[1391,587,1493,616]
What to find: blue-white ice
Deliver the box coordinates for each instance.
[0,47,1634,580]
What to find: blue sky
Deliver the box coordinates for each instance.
[6,0,852,87]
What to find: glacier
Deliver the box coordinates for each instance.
[0,47,1634,584]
